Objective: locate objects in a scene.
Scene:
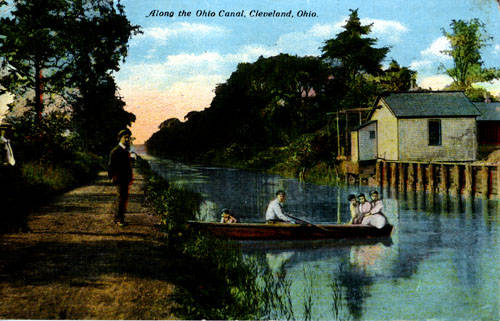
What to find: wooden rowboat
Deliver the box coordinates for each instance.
[188,221,393,240]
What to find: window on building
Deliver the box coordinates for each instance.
[369,130,376,139]
[428,119,441,146]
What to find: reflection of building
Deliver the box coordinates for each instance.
[474,101,500,154]
[352,91,480,162]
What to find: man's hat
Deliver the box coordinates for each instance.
[117,128,132,139]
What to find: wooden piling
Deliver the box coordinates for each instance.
[382,161,389,188]
[427,164,435,193]
[480,166,489,199]
[407,163,415,191]
[375,161,382,187]
[464,165,472,197]
[398,163,405,192]
[416,163,424,192]
[497,165,500,199]
[450,165,460,197]
[390,163,397,190]
[440,164,448,194]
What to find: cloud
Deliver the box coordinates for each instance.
[421,36,451,59]
[132,22,227,44]
[495,44,500,54]
[361,18,408,42]
[417,74,453,90]
[409,60,433,70]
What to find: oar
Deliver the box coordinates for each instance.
[285,213,330,232]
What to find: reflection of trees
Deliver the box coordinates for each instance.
[334,261,373,321]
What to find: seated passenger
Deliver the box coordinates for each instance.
[348,194,363,224]
[357,193,372,217]
[220,208,238,223]
[361,190,388,229]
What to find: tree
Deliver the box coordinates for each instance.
[0,0,139,155]
[440,19,500,90]
[65,0,139,155]
[321,9,389,107]
[376,60,417,92]
[0,0,74,124]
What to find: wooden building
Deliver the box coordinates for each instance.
[351,91,480,162]
[474,102,500,153]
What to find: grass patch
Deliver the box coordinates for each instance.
[0,152,101,233]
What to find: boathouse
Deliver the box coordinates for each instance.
[474,101,500,153]
[351,91,481,162]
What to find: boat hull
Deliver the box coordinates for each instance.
[188,221,393,240]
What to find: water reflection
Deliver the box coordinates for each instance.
[147,158,500,320]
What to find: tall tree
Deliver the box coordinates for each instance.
[440,18,499,90]
[0,0,139,155]
[65,0,139,155]
[321,9,389,108]
[0,0,73,124]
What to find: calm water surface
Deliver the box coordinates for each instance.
[146,156,499,321]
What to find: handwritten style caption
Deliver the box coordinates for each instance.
[146,9,317,18]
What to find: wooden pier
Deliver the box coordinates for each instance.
[373,160,499,199]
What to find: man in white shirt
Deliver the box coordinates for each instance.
[265,190,295,224]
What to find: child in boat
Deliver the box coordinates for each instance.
[348,194,363,224]
[357,193,372,218]
[220,208,238,223]
[361,191,387,229]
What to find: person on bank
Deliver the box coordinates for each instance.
[108,129,133,227]
[265,190,296,224]
[361,190,387,229]
[220,208,238,223]
[0,124,15,167]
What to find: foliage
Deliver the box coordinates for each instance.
[375,60,417,92]
[7,110,79,164]
[321,9,390,108]
[440,18,500,90]
[146,54,332,159]
[0,0,73,123]
[0,152,100,233]
[0,0,139,156]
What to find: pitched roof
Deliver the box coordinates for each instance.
[474,102,500,121]
[352,120,376,131]
[375,91,481,118]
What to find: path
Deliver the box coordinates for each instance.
[0,170,177,319]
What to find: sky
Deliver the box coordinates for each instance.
[15,0,500,144]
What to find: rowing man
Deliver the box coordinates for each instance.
[265,190,296,224]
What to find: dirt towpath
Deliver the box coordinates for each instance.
[0,170,177,319]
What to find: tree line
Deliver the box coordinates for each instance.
[147,10,499,173]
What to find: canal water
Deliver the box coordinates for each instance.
[146,156,499,321]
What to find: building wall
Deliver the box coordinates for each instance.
[358,122,377,161]
[372,102,398,160]
[398,117,477,161]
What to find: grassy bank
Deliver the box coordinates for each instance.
[147,127,342,186]
[137,157,303,320]
[0,152,101,233]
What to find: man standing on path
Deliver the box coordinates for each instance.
[108,129,133,227]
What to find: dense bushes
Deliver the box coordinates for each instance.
[0,111,102,233]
